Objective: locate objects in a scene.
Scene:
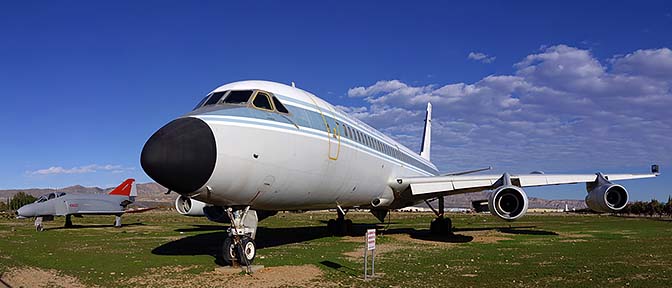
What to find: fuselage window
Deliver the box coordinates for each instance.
[224,90,254,104]
[272,96,290,114]
[252,92,273,111]
[193,94,211,110]
[204,91,227,106]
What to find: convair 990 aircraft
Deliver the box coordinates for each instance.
[140,80,659,265]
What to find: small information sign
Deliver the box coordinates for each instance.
[366,229,376,251]
[364,229,376,279]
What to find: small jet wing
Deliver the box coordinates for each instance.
[392,165,660,197]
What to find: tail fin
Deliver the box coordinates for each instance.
[420,103,432,161]
[109,179,136,196]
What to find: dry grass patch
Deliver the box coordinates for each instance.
[1,266,90,288]
[122,264,324,288]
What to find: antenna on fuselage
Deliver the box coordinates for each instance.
[291,81,296,88]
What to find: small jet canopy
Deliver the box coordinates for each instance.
[35,192,67,203]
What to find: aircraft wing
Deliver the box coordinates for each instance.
[392,166,660,197]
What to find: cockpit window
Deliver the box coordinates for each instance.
[272,96,289,114]
[204,91,227,106]
[56,192,66,198]
[36,195,48,203]
[223,90,254,104]
[193,94,210,110]
[252,92,273,110]
[48,193,56,200]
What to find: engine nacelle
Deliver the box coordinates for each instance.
[488,185,529,221]
[175,195,207,216]
[585,184,628,213]
[174,195,277,224]
[371,186,395,208]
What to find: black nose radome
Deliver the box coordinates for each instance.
[141,117,216,194]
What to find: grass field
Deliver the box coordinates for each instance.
[1,210,672,287]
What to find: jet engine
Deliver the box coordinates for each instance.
[488,185,529,221]
[175,195,206,216]
[585,184,628,213]
[174,195,276,223]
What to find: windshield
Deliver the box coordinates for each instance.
[193,94,210,110]
[204,91,227,106]
[223,90,254,104]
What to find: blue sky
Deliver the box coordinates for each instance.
[1,1,671,201]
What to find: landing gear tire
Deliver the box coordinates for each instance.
[430,217,452,235]
[327,219,336,234]
[327,218,353,236]
[222,237,236,265]
[221,236,256,266]
[345,219,353,234]
[238,237,256,266]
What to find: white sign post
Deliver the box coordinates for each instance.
[364,229,376,279]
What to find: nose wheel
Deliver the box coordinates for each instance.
[220,206,259,267]
[222,235,256,266]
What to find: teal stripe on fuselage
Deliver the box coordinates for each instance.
[199,103,438,175]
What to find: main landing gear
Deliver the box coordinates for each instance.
[327,207,353,236]
[426,196,453,235]
[64,215,73,228]
[221,207,259,266]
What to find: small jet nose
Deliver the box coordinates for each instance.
[16,206,32,217]
[141,117,217,194]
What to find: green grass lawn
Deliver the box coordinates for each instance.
[1,211,671,287]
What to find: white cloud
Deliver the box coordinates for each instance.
[611,48,672,79]
[468,52,496,63]
[343,45,672,173]
[29,164,133,175]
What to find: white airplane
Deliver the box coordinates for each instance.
[140,80,659,265]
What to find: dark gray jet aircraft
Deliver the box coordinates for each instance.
[16,178,146,231]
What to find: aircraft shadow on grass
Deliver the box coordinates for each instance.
[45,222,146,231]
[152,223,559,265]
[453,226,560,236]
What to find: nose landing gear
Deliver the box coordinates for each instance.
[221,207,259,267]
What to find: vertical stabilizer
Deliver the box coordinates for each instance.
[109,178,136,196]
[420,103,432,161]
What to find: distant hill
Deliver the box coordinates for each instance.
[0,183,587,209]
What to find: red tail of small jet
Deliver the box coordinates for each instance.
[108,178,136,196]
